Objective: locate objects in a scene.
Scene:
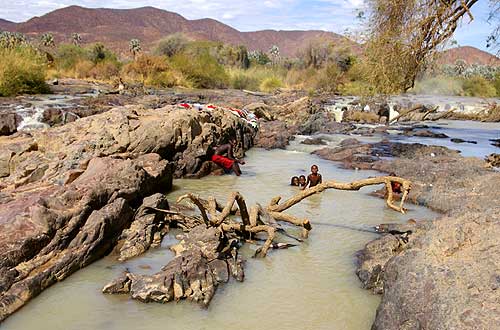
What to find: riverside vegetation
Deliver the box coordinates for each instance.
[1,30,499,98]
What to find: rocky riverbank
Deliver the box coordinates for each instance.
[1,79,498,327]
[0,103,256,321]
[313,139,500,330]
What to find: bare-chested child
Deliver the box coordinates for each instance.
[212,139,246,176]
[301,165,322,190]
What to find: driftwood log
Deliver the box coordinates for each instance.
[103,175,411,306]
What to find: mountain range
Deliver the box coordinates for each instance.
[0,5,498,65]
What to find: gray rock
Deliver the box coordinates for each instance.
[0,113,17,136]
[301,137,327,145]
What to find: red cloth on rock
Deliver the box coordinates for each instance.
[211,154,234,170]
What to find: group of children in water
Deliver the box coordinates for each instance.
[290,165,323,190]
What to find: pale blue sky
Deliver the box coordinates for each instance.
[0,0,497,53]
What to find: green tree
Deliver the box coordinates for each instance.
[364,0,480,94]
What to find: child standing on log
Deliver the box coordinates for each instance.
[302,165,322,190]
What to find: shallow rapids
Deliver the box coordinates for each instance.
[2,144,438,330]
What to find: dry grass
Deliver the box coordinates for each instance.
[0,47,49,96]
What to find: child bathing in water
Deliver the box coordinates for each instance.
[290,176,300,186]
[299,175,307,188]
[301,165,322,190]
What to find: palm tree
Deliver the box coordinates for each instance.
[72,33,82,47]
[129,38,142,59]
[269,45,280,64]
[0,31,27,49]
[40,33,55,48]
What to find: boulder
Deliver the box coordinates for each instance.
[489,138,500,148]
[301,137,327,145]
[450,138,477,144]
[403,129,449,138]
[486,153,500,167]
[104,225,245,306]
[0,155,172,321]
[350,140,500,330]
[0,103,256,321]
[0,113,18,136]
[300,112,356,135]
[254,120,296,149]
[243,102,275,121]
[118,193,170,261]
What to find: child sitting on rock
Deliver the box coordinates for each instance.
[212,139,246,176]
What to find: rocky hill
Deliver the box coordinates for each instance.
[1,5,497,64]
[438,45,500,65]
[0,18,16,31]
[2,6,349,57]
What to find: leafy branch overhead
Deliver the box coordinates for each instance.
[364,0,481,94]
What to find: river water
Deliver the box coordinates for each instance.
[2,142,438,330]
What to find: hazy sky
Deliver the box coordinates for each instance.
[0,0,496,53]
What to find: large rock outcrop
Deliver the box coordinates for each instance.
[0,104,257,321]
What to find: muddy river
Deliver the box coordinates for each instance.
[2,142,438,330]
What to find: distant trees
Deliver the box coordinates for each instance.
[0,31,28,49]
[129,38,142,59]
[248,50,271,65]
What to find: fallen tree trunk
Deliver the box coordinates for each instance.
[104,175,411,307]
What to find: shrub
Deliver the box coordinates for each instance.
[494,73,500,96]
[154,34,189,57]
[122,54,169,82]
[73,60,94,79]
[411,76,464,96]
[462,76,497,98]
[89,60,121,80]
[88,43,117,64]
[259,76,283,93]
[54,44,89,72]
[0,47,49,96]
[171,52,229,88]
[312,64,341,92]
[145,71,178,88]
[338,81,374,96]
[230,71,259,90]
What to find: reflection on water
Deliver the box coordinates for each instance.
[2,147,438,330]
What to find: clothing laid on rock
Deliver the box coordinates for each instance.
[177,103,258,128]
